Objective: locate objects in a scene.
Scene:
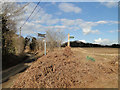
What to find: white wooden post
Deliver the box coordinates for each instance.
[43,39,46,55]
[68,33,70,47]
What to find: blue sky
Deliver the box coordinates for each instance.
[17,2,118,45]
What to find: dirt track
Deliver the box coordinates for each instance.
[4,48,119,88]
[1,51,44,88]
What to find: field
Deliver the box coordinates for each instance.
[2,47,119,88]
[70,48,118,88]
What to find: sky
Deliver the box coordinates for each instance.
[16,1,118,45]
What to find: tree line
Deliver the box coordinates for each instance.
[1,2,66,70]
[61,41,120,48]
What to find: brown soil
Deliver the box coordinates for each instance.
[63,46,73,57]
[11,47,118,88]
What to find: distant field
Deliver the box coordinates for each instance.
[82,48,118,54]
[70,48,118,88]
[72,47,118,64]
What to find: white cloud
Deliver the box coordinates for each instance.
[60,19,102,35]
[76,20,102,35]
[82,29,99,35]
[0,0,16,3]
[94,38,110,45]
[17,21,42,36]
[100,2,118,8]
[61,19,75,26]
[44,25,66,30]
[96,0,118,8]
[16,2,118,37]
[109,21,118,24]
[46,19,60,25]
[58,3,82,13]
[17,3,58,36]
[96,21,108,24]
[33,19,59,25]
[94,38,117,45]
[78,40,86,43]
[109,30,115,33]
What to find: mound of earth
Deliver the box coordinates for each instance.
[63,46,73,57]
[11,47,118,88]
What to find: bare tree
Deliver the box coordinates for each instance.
[37,38,44,51]
[1,2,31,70]
[56,31,66,48]
[1,2,28,55]
[46,29,66,51]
